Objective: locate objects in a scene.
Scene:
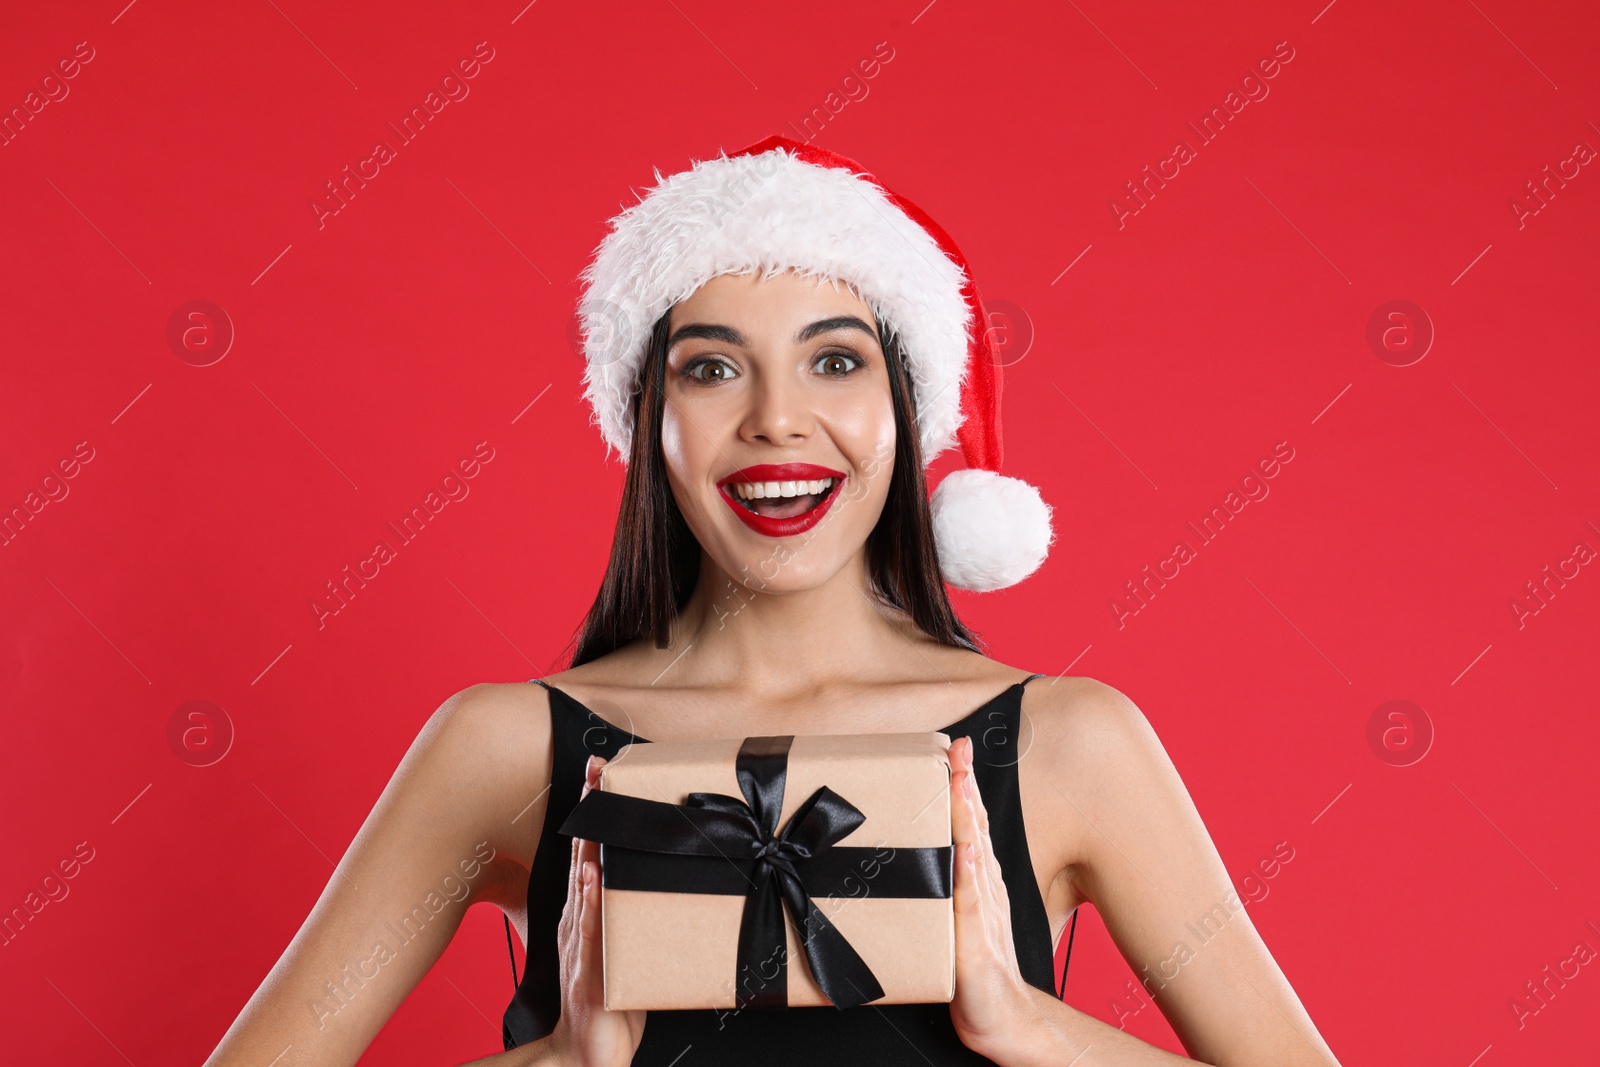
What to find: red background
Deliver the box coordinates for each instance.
[3,0,1597,1063]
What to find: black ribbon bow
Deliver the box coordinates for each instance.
[558,734,952,1009]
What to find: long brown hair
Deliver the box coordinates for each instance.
[563,306,983,668]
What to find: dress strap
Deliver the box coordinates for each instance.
[503,913,520,991]
[1019,670,1076,998]
[1058,907,1079,999]
[503,677,571,995]
[504,680,554,993]
[503,677,648,1044]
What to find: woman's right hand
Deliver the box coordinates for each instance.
[543,755,646,1067]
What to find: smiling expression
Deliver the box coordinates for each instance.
[660,270,899,591]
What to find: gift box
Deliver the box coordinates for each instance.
[558,730,956,1011]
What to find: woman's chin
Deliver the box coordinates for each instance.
[712,549,851,595]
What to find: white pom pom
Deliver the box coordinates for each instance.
[930,469,1055,592]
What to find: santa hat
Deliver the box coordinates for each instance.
[575,135,1054,592]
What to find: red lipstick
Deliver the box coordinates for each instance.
[717,463,847,538]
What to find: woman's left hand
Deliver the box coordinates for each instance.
[948,734,1049,1062]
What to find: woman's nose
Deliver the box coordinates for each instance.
[741,374,813,444]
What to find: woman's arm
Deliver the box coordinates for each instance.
[203,683,554,1067]
[1017,680,1342,1067]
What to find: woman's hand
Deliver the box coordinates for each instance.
[543,756,646,1067]
[947,735,1051,1062]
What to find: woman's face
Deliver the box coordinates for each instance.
[661,269,898,593]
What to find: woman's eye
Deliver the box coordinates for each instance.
[682,356,736,382]
[816,351,864,376]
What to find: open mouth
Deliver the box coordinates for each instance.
[725,476,842,520]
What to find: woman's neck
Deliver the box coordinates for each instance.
[651,550,931,699]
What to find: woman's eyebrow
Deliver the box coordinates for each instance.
[796,316,879,344]
[667,323,746,349]
[668,316,880,350]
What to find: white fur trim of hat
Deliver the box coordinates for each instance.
[575,135,1053,592]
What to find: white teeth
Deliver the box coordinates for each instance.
[732,477,836,500]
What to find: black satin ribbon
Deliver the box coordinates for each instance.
[557,734,952,1010]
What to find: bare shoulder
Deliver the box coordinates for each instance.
[1020,676,1184,834]
[409,681,551,782]
[1024,681,1190,812]
[391,680,556,892]
[421,679,551,750]
[1025,675,1163,766]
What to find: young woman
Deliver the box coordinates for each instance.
[205,138,1341,1067]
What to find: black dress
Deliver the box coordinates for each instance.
[500,673,1077,1064]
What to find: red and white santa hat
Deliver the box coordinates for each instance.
[576,135,1054,592]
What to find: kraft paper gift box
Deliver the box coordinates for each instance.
[558,731,956,1011]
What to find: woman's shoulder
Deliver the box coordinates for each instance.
[427,679,561,790]
[1021,675,1187,842]
[425,678,554,745]
[389,680,557,880]
[1023,675,1160,766]
[1023,672,1146,730]
[1014,677,1175,881]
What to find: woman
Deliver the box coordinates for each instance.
[205,138,1341,1066]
